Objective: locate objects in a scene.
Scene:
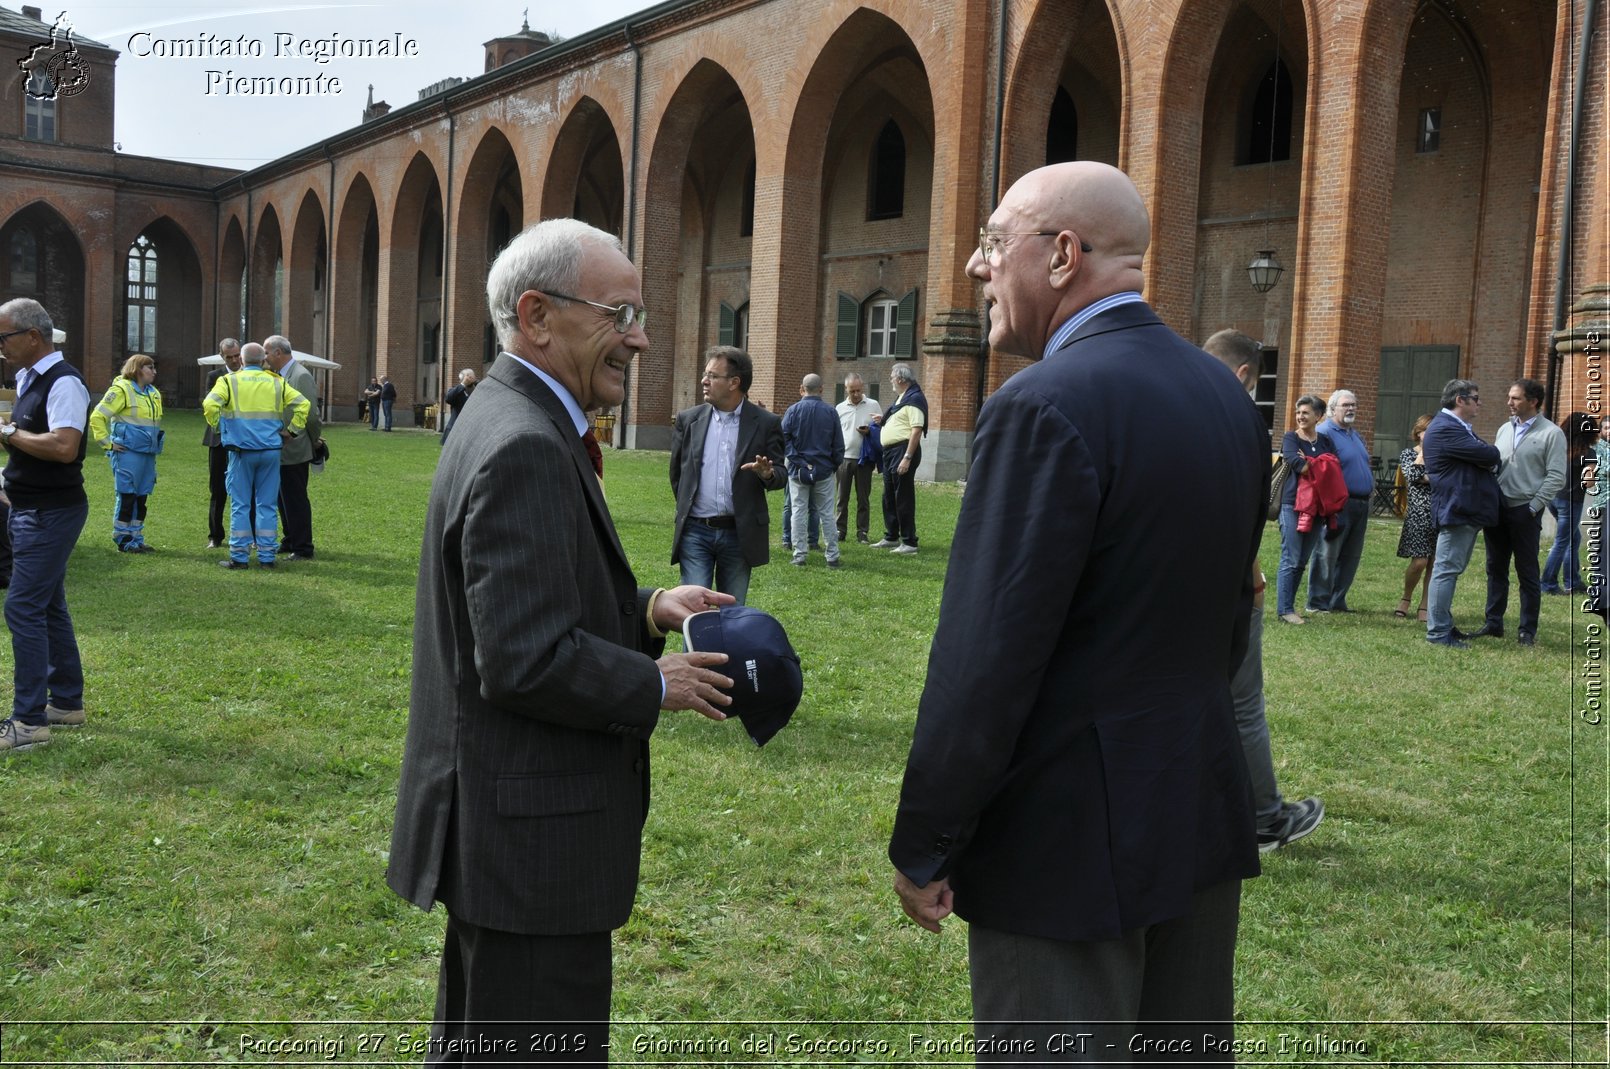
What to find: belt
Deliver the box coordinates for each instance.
[690,514,736,529]
[1349,493,1372,501]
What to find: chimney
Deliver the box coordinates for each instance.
[22,6,43,19]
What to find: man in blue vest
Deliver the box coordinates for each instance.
[0,298,92,750]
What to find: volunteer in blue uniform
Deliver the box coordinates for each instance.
[88,353,164,553]
[202,342,310,569]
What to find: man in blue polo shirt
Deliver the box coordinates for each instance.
[1307,388,1373,612]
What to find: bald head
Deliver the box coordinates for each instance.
[801,373,823,396]
[971,162,1151,358]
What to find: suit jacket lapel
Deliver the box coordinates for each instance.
[734,403,761,478]
[490,355,632,572]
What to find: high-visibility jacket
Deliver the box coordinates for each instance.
[88,378,164,454]
[202,366,309,451]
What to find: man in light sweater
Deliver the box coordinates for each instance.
[1470,378,1566,647]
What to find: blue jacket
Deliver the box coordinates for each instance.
[1422,408,1500,529]
[781,394,840,484]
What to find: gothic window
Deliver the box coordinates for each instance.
[126,235,158,352]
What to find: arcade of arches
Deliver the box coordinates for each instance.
[1,0,1603,479]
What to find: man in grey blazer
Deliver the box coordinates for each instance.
[263,335,321,560]
[669,345,786,605]
[388,219,736,1061]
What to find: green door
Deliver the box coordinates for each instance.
[1377,346,1459,468]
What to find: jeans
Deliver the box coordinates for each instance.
[227,449,282,563]
[1308,496,1369,610]
[678,521,752,605]
[7,500,89,725]
[1233,606,1284,828]
[1484,503,1542,636]
[1543,493,1585,590]
[790,475,839,563]
[1275,504,1322,616]
[1426,523,1479,641]
[780,481,820,548]
[381,398,394,431]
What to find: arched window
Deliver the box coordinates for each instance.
[25,71,56,142]
[10,229,38,293]
[1246,59,1293,164]
[125,234,158,352]
[1045,86,1079,164]
[867,120,905,220]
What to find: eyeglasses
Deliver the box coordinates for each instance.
[978,227,1093,264]
[543,291,648,334]
[0,327,35,345]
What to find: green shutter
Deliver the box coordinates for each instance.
[893,288,919,356]
[718,302,735,346]
[835,293,861,358]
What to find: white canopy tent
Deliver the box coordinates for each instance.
[197,351,341,422]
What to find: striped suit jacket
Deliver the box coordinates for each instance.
[387,353,665,934]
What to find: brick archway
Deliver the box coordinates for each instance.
[331,173,379,412]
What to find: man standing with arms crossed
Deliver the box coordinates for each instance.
[0,298,93,748]
[835,372,881,545]
[889,163,1266,1059]
[203,338,242,549]
[1307,388,1372,612]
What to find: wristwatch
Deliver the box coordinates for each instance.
[0,424,15,440]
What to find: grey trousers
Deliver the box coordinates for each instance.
[969,880,1241,1066]
[1232,607,1284,829]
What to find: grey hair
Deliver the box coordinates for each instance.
[1441,379,1479,409]
[263,334,292,356]
[218,337,240,353]
[0,298,53,335]
[241,342,266,366]
[890,362,915,386]
[1327,388,1356,410]
[487,219,624,348]
[802,373,823,395]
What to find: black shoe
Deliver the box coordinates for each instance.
[1517,631,1535,647]
[259,561,276,569]
[1258,797,1324,852]
[219,559,249,570]
[1467,623,1504,639]
[1427,635,1470,649]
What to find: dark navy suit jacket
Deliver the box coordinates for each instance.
[1422,408,1501,529]
[889,301,1266,942]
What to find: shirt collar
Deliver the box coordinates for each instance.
[17,351,63,392]
[1044,292,1145,358]
[1512,414,1537,432]
[505,353,588,437]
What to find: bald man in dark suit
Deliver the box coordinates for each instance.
[388,219,734,1063]
[889,163,1267,1063]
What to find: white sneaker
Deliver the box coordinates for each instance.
[869,538,899,548]
[891,544,918,555]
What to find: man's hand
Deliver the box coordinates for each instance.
[741,454,775,481]
[894,870,953,933]
[658,651,732,720]
[652,585,735,631]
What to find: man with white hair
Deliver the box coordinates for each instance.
[1307,387,1373,612]
[389,218,736,1057]
[262,335,322,561]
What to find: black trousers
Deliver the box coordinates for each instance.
[429,913,611,1066]
[836,459,874,540]
[277,460,315,557]
[207,444,229,543]
[880,443,919,547]
[1483,503,1541,636]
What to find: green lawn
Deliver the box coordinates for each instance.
[0,411,1599,1064]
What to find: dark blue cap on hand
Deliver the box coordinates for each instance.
[682,606,802,746]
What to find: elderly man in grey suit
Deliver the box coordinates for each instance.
[388,219,735,1062]
[262,335,321,561]
[669,345,786,605]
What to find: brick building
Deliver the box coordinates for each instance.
[2,0,1604,478]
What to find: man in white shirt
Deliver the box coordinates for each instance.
[835,372,882,544]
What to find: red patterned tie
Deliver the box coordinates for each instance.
[581,428,603,478]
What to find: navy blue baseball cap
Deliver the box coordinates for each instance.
[682,606,802,747]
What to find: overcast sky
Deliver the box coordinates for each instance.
[55,1,650,168]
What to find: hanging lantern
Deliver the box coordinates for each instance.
[1247,250,1283,293]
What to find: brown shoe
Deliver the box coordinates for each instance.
[0,719,50,751]
[46,703,86,727]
